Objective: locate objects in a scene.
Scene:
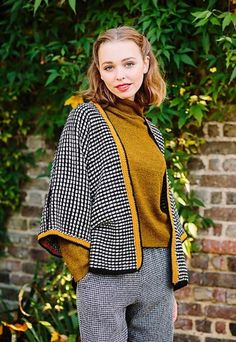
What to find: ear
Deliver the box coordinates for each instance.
[143,56,150,74]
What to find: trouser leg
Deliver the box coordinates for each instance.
[76,272,137,342]
[126,248,174,342]
[76,247,173,342]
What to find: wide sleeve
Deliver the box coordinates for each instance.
[58,238,89,282]
[38,106,91,257]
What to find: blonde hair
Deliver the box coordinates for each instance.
[82,26,166,107]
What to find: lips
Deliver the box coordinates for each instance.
[115,83,132,92]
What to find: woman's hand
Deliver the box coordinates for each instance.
[173,295,178,322]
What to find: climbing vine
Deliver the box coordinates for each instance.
[0,0,235,256]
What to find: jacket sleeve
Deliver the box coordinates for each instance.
[58,238,89,281]
[38,105,91,257]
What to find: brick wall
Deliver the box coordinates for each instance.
[0,106,236,341]
[174,105,236,341]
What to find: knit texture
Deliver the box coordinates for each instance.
[106,98,171,247]
[38,101,188,289]
[59,99,171,281]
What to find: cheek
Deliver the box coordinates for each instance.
[100,70,110,83]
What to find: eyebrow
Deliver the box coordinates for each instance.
[101,57,136,66]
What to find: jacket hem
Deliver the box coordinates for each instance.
[173,280,188,291]
[38,230,90,257]
[89,267,138,275]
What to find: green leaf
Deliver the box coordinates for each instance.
[202,33,210,55]
[45,72,59,86]
[173,54,180,69]
[68,0,76,13]
[170,98,182,107]
[222,13,232,31]
[229,66,236,84]
[192,10,211,21]
[186,222,198,238]
[210,16,220,26]
[190,104,203,125]
[178,115,187,129]
[180,54,196,67]
[231,13,236,25]
[34,0,43,15]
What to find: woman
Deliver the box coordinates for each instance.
[38,26,188,342]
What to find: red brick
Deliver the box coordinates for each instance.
[213,224,223,237]
[195,319,212,333]
[174,286,192,300]
[189,271,204,286]
[211,192,222,204]
[194,287,213,301]
[227,257,236,272]
[200,175,236,187]
[22,261,38,274]
[205,208,236,221]
[209,159,221,171]
[191,253,209,270]
[174,334,200,342]
[8,246,29,259]
[0,286,19,301]
[22,179,49,191]
[226,225,236,238]
[10,273,33,286]
[223,159,236,172]
[208,124,220,137]
[178,302,203,316]
[174,318,193,330]
[203,272,236,289]
[224,124,236,137]
[0,259,22,272]
[202,239,236,255]
[30,248,48,262]
[188,157,205,171]
[215,321,226,334]
[205,304,236,320]
[21,206,42,218]
[226,192,236,205]
[200,142,236,155]
[224,106,236,121]
[211,255,226,271]
[213,288,226,303]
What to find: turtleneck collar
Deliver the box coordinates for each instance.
[106,97,144,118]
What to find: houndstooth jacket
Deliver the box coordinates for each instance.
[38,101,189,290]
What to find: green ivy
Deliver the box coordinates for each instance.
[0,0,235,256]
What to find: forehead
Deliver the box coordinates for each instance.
[98,40,142,64]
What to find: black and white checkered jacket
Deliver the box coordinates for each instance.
[38,101,189,290]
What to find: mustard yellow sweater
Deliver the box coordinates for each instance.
[59,99,171,281]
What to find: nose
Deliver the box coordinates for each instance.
[116,67,125,81]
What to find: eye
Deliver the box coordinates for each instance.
[104,65,113,71]
[125,62,135,68]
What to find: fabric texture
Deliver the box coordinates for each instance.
[58,239,89,282]
[106,98,171,247]
[38,101,188,290]
[76,247,174,342]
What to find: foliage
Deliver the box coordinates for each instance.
[0,0,235,258]
[0,258,79,341]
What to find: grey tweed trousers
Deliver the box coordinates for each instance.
[76,247,174,342]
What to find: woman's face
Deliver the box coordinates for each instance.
[98,40,149,101]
